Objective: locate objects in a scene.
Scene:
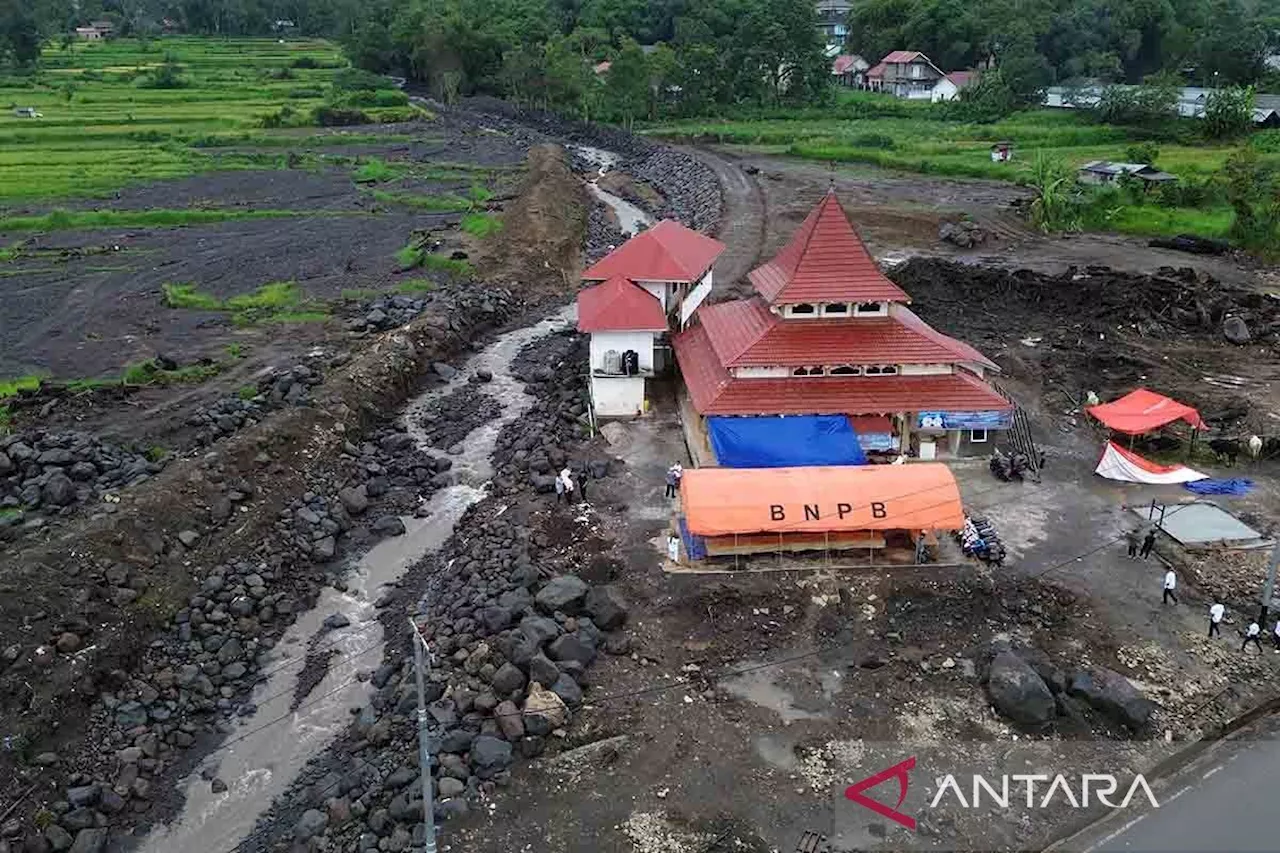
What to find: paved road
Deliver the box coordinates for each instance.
[1075,715,1280,852]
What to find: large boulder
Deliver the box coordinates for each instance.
[469,735,513,779]
[523,682,568,736]
[1223,315,1251,345]
[1068,668,1156,731]
[535,576,589,615]
[986,651,1056,726]
[584,585,628,630]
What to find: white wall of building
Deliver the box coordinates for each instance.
[591,376,646,417]
[733,366,791,378]
[638,282,668,312]
[931,78,959,102]
[589,330,656,373]
[900,363,953,376]
[681,270,713,326]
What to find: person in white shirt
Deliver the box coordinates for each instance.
[1208,602,1225,638]
[1242,621,1263,653]
[1273,620,1280,651]
[558,467,574,500]
[1162,570,1178,605]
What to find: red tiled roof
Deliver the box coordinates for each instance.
[945,70,977,88]
[866,61,886,79]
[880,50,932,65]
[576,276,667,332]
[695,298,997,368]
[748,191,910,306]
[582,219,725,284]
[832,55,865,75]
[675,325,1011,416]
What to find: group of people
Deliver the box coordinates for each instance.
[1161,567,1279,654]
[553,466,587,503]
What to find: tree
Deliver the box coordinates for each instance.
[1202,86,1254,140]
[602,38,648,128]
[1093,72,1179,127]
[0,1,43,68]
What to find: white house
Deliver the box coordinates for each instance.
[577,220,726,418]
[931,70,977,102]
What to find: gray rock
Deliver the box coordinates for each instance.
[528,653,560,686]
[372,516,406,537]
[1068,668,1156,731]
[496,699,525,740]
[65,786,98,808]
[0,452,11,476]
[475,369,493,382]
[479,605,513,633]
[59,809,95,833]
[293,808,328,842]
[584,585,628,630]
[433,362,458,380]
[44,825,72,852]
[385,766,415,789]
[519,615,561,647]
[986,651,1055,726]
[323,612,351,630]
[550,673,583,707]
[338,485,369,516]
[313,535,337,560]
[535,576,589,615]
[490,662,526,695]
[114,701,147,728]
[437,777,465,798]
[67,829,107,853]
[43,473,76,507]
[37,448,75,466]
[469,735,512,778]
[547,632,596,667]
[177,530,200,548]
[441,728,475,753]
[1223,315,1251,344]
[210,778,227,794]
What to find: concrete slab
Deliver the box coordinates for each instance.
[1132,501,1264,547]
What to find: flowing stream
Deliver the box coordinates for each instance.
[137,143,645,852]
[574,145,652,237]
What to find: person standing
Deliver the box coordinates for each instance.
[1162,569,1178,605]
[664,466,678,499]
[577,470,588,503]
[1208,602,1225,637]
[559,467,574,502]
[1140,528,1157,559]
[1272,620,1280,651]
[1242,621,1263,653]
[1125,527,1140,559]
[667,534,680,564]
[554,473,565,503]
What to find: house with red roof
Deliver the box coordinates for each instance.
[577,220,725,417]
[865,50,945,99]
[932,70,979,102]
[672,191,1011,461]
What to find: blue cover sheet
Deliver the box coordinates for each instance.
[707,415,867,468]
[1184,478,1254,496]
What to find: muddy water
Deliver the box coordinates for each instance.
[573,145,653,236]
[138,306,576,853]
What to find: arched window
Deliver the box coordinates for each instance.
[792,366,809,376]
[829,365,860,375]
[823,302,849,315]
[855,301,883,316]
[865,365,898,376]
[789,303,816,316]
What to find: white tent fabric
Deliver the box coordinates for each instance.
[1094,441,1207,485]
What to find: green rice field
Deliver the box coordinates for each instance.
[0,37,419,203]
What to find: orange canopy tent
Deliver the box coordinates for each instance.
[1086,388,1206,436]
[680,464,963,537]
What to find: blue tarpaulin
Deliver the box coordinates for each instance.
[707,415,867,468]
[1184,478,1255,496]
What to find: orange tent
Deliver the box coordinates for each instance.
[680,464,964,537]
[1087,388,1206,435]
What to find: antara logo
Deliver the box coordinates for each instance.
[845,757,1159,831]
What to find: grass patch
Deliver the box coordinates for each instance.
[352,157,401,183]
[225,342,244,359]
[121,359,220,387]
[0,208,304,233]
[395,278,436,294]
[423,255,473,276]
[163,281,222,310]
[62,377,119,393]
[395,244,425,268]
[369,189,472,211]
[237,384,258,400]
[0,405,10,434]
[224,281,300,312]
[461,212,502,238]
[340,287,382,300]
[0,375,41,398]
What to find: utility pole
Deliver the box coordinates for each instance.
[1257,540,1280,629]
[409,617,440,850]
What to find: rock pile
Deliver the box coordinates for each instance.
[414,389,501,452]
[984,645,1156,734]
[626,148,722,233]
[347,294,433,335]
[939,220,990,248]
[0,430,163,530]
[187,362,328,448]
[586,202,627,263]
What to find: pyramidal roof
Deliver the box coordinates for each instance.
[582,219,725,284]
[748,191,910,305]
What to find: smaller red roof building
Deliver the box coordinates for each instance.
[582,219,725,284]
[577,276,667,332]
[944,70,977,88]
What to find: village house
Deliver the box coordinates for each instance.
[931,70,978,102]
[74,25,109,40]
[577,220,725,418]
[831,54,870,88]
[816,0,853,49]
[1077,161,1177,186]
[865,51,945,99]
[672,190,1011,463]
